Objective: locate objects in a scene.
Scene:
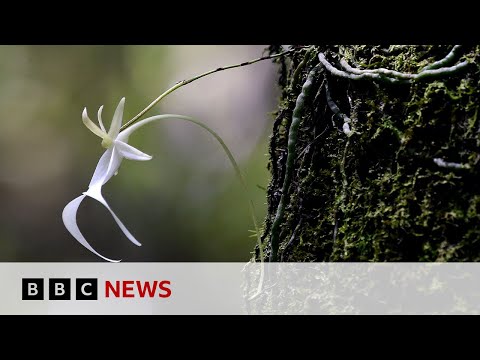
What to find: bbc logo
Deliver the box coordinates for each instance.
[22,278,98,300]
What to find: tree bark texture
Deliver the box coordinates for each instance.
[261,45,480,262]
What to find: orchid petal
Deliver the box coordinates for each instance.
[85,186,142,247]
[115,140,152,161]
[104,146,123,184]
[88,148,113,188]
[108,97,125,140]
[62,194,121,262]
[88,147,123,188]
[82,108,106,139]
[97,105,106,132]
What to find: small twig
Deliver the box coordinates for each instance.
[296,125,330,161]
[121,48,298,131]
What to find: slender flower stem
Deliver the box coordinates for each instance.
[116,48,301,297]
[120,48,297,131]
[127,113,266,296]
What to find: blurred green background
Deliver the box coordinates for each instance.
[0,45,279,261]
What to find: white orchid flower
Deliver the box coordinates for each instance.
[62,97,157,262]
[62,96,248,264]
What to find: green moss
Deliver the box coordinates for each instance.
[264,45,480,262]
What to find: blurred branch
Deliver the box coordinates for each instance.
[121,48,303,131]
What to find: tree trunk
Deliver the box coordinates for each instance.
[261,45,480,262]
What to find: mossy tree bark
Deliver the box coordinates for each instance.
[261,45,480,262]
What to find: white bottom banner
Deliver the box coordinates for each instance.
[1,263,479,314]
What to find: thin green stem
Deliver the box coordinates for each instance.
[120,48,297,131]
[117,48,302,299]
[124,113,266,294]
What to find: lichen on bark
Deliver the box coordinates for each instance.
[261,45,480,262]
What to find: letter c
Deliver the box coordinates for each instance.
[81,283,92,296]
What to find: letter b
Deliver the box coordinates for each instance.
[22,279,44,300]
[49,279,71,300]
[29,283,38,296]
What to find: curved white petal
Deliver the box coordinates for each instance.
[104,147,123,184]
[82,108,107,139]
[97,105,106,132]
[62,194,121,262]
[115,140,152,161]
[89,148,113,188]
[84,186,142,247]
[108,97,125,140]
[88,147,123,188]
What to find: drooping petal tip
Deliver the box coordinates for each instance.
[115,140,153,161]
[62,194,121,263]
[81,107,88,124]
[83,186,143,247]
[97,105,106,132]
